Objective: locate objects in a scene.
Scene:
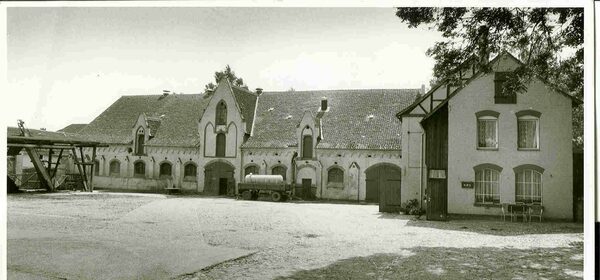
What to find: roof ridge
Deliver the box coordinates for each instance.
[262,88,420,94]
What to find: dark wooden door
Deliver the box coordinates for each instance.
[302,179,312,199]
[219,178,228,195]
[366,165,402,212]
[380,177,402,212]
[365,176,379,202]
[427,177,447,221]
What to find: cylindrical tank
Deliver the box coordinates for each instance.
[243,174,284,184]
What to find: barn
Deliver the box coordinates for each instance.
[64,77,421,211]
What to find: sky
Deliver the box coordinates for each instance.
[6,7,443,131]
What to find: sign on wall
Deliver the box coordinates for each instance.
[461,181,474,188]
[428,169,446,179]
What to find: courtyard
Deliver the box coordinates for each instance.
[7,192,583,279]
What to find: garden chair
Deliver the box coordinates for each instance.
[510,204,528,222]
[528,205,544,222]
[500,203,511,221]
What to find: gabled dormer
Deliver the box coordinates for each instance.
[131,114,149,155]
[297,111,320,160]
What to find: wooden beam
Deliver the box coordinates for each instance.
[8,143,76,150]
[90,147,97,192]
[51,149,64,179]
[79,147,89,191]
[47,149,53,176]
[71,148,88,191]
[24,147,54,191]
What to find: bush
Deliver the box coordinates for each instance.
[401,199,423,216]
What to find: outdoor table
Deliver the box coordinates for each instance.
[508,204,528,222]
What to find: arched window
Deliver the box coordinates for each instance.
[160,162,172,177]
[476,111,499,149]
[515,165,544,204]
[245,165,259,176]
[109,160,120,176]
[328,167,343,183]
[516,111,541,150]
[474,164,501,204]
[135,127,145,155]
[94,160,100,176]
[272,166,287,180]
[184,163,197,178]
[134,161,146,177]
[216,133,226,157]
[302,135,313,159]
[216,101,227,125]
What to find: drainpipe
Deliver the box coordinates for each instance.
[291,152,298,196]
[320,160,324,199]
[420,126,425,210]
[357,165,360,203]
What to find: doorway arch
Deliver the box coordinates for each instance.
[365,163,402,212]
[204,160,235,195]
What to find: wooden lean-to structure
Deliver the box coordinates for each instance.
[7,120,107,192]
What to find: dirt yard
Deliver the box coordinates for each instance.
[7,192,583,279]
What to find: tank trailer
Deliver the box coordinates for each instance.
[238,174,292,202]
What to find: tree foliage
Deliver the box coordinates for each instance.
[204,65,248,93]
[396,7,583,148]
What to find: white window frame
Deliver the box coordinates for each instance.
[477,116,498,150]
[517,115,540,150]
[474,168,500,204]
[516,169,542,204]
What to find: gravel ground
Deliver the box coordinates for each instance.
[7,192,583,279]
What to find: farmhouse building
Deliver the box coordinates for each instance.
[397,52,580,220]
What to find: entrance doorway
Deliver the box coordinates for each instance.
[204,161,235,195]
[219,178,228,195]
[301,179,312,200]
[366,164,402,212]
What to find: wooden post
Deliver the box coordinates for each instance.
[90,147,97,192]
[71,148,88,191]
[79,147,89,191]
[51,149,64,178]
[48,148,53,176]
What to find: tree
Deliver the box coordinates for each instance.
[204,65,248,93]
[395,7,583,148]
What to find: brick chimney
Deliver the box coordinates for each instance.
[421,84,426,95]
[162,90,170,96]
[255,88,263,95]
[321,97,328,111]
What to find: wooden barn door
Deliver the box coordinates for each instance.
[367,164,402,212]
[423,104,448,221]
[427,172,447,221]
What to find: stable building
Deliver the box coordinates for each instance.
[397,52,581,220]
[74,78,420,211]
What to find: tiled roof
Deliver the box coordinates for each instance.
[243,89,420,150]
[231,86,258,134]
[58,123,87,134]
[78,94,210,146]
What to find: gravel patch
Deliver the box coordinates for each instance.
[8,193,583,279]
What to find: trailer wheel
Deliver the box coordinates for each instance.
[271,192,282,202]
[241,190,252,200]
